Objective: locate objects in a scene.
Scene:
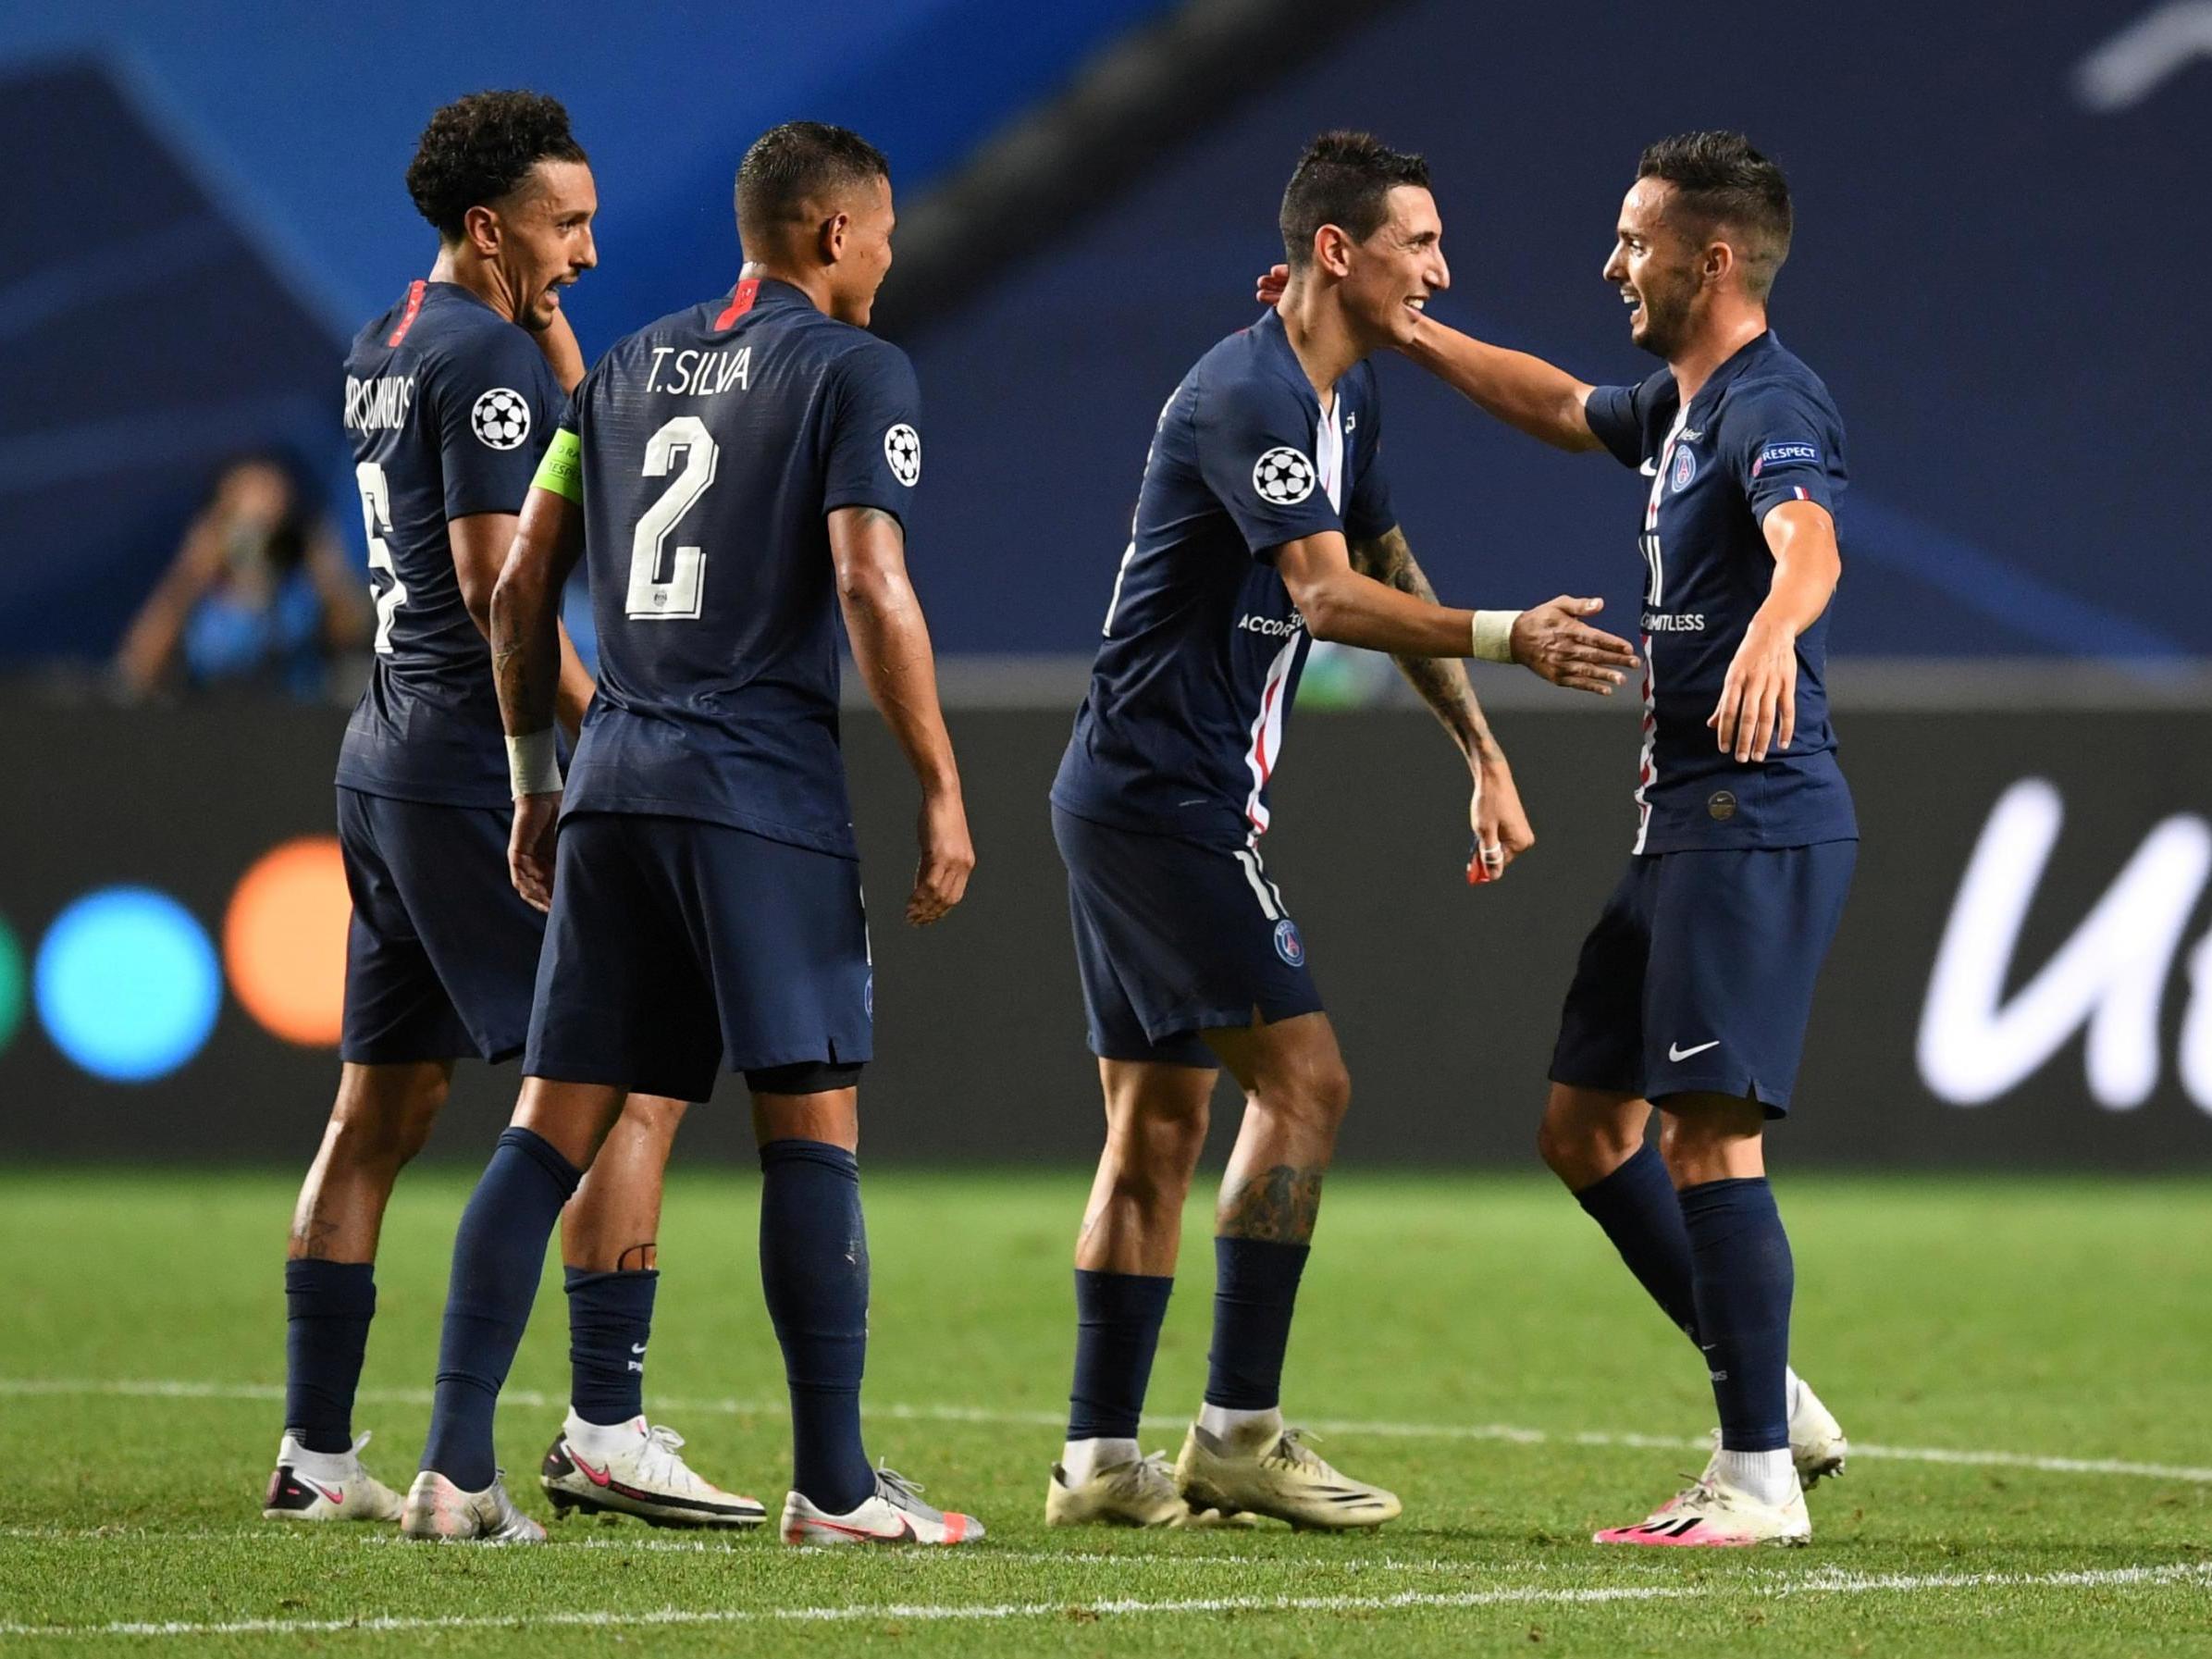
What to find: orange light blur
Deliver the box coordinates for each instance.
[224,837,351,1046]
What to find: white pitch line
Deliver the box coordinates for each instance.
[5,1376,2208,1485]
[0,1528,1508,1575]
[0,1561,2204,1640]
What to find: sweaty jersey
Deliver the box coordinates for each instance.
[337,280,566,807]
[1585,330,1857,854]
[1052,310,1395,842]
[552,277,921,860]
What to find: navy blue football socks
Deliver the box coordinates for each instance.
[283,1258,376,1455]
[1067,1269,1174,1441]
[422,1127,582,1491]
[1678,1176,1794,1453]
[564,1267,658,1427]
[1573,1143,1701,1343]
[759,1139,874,1515]
[1204,1237,1310,1411]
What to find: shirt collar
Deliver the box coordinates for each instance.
[1682,328,1779,416]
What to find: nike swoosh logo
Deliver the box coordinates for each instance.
[1668,1039,1721,1061]
[629,1343,648,1355]
[570,1452,613,1489]
[801,1513,915,1543]
[303,1478,344,1504]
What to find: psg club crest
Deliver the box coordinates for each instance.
[1670,444,1698,492]
[1272,918,1305,967]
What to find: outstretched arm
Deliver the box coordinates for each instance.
[1254,266,1603,452]
[1399,317,1606,453]
[830,505,974,926]
[489,485,586,910]
[1279,529,1636,683]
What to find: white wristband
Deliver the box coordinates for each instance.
[1471,610,1521,663]
[506,729,563,798]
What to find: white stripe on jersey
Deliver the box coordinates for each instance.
[1240,395,1343,836]
[1242,632,1300,834]
[1630,406,1688,854]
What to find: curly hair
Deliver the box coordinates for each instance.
[1279,130,1430,268]
[406,91,587,241]
[1637,131,1792,298]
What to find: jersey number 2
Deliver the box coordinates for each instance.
[626,416,719,620]
[354,462,405,655]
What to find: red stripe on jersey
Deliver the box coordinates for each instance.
[1794,485,1810,501]
[386,279,427,348]
[714,278,761,329]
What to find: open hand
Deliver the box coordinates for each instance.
[1510,597,1638,694]
[1710,617,1798,761]
[1255,264,1290,306]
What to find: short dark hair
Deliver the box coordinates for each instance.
[1279,130,1431,268]
[735,122,892,246]
[1636,130,1793,299]
[405,92,587,242]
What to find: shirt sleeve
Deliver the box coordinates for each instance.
[1724,378,1845,520]
[1582,368,1670,469]
[433,327,563,521]
[822,339,923,523]
[1194,368,1342,561]
[1342,372,1396,540]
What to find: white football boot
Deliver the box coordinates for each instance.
[1173,1418,1401,1531]
[399,1469,545,1541]
[1597,1472,1810,1546]
[540,1412,765,1528]
[1650,1374,1850,1523]
[262,1431,405,1523]
[1785,1374,1848,1488]
[780,1467,983,1546]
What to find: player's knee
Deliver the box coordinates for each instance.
[1117,1108,1208,1193]
[327,1069,447,1172]
[1272,1058,1351,1133]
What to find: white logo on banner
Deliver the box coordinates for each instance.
[1918,777,2212,1112]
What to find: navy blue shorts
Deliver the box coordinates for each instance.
[524,812,871,1103]
[1052,804,1323,1068]
[1548,842,1856,1116]
[337,787,544,1065]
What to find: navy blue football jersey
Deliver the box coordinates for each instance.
[556,277,921,859]
[1584,330,1857,853]
[1052,310,1395,841]
[337,280,566,807]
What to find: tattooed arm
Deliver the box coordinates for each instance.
[490,484,587,910]
[1347,525,1536,878]
[1348,525,1502,765]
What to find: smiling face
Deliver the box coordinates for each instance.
[1338,183,1449,351]
[1602,178,1705,360]
[491,159,599,332]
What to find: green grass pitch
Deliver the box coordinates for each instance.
[2,1168,2207,1655]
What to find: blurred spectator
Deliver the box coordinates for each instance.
[112,456,369,701]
